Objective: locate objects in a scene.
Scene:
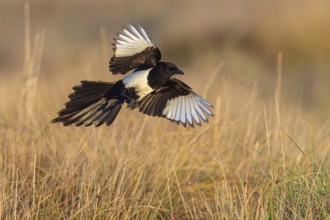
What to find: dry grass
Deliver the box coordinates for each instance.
[1,1,330,219]
[1,70,329,219]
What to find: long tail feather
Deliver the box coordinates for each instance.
[52,81,123,127]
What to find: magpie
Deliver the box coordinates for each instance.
[51,24,213,127]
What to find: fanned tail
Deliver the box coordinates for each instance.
[51,81,122,127]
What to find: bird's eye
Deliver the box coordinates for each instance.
[168,66,175,72]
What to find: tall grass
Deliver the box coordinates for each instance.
[19,2,46,127]
[1,69,329,219]
[0,3,329,220]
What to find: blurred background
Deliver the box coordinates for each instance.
[1,0,329,122]
[1,2,329,218]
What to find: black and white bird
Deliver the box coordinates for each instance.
[52,24,213,127]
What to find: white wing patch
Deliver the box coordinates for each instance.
[162,93,213,126]
[123,68,154,100]
[114,24,156,57]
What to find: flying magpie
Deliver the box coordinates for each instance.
[52,24,213,127]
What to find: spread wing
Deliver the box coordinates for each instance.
[138,79,213,127]
[109,24,161,75]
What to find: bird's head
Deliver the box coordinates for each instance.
[159,62,184,78]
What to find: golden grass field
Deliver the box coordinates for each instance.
[0,1,330,219]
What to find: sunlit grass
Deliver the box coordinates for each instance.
[0,2,329,219]
[1,69,329,218]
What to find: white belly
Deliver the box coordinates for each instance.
[123,68,154,99]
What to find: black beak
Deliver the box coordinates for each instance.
[175,69,184,75]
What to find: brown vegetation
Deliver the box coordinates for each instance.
[0,1,329,219]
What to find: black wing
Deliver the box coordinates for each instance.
[109,24,161,75]
[138,79,213,127]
